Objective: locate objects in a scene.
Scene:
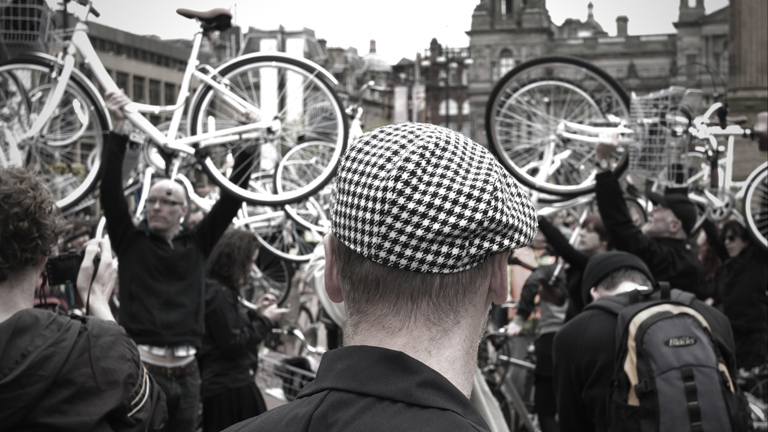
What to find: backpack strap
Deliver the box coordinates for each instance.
[658,281,671,300]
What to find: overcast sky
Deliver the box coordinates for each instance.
[59,0,729,64]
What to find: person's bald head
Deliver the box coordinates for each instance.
[146,179,189,239]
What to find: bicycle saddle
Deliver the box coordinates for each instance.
[176,8,232,32]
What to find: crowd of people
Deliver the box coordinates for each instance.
[0,90,765,432]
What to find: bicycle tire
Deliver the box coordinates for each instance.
[0,57,107,210]
[486,56,630,197]
[249,246,293,306]
[238,201,323,264]
[743,163,768,250]
[189,54,348,205]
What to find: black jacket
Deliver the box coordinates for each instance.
[553,289,735,432]
[100,133,247,348]
[198,278,273,399]
[0,309,167,431]
[224,346,490,432]
[595,171,704,297]
[719,245,768,335]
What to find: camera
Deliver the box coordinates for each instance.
[45,250,85,286]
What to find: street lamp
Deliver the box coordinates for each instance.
[421,46,472,131]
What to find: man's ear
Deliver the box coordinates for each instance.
[668,216,683,235]
[323,234,343,303]
[590,286,600,301]
[489,251,510,305]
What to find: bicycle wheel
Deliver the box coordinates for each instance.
[239,201,324,264]
[743,163,768,250]
[249,247,293,306]
[189,55,348,205]
[0,58,107,210]
[486,56,630,197]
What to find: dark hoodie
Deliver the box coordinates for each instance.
[0,308,166,430]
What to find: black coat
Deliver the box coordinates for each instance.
[198,278,273,399]
[595,171,704,298]
[100,133,248,348]
[0,309,167,430]
[224,346,491,432]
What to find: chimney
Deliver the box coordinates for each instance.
[616,16,628,36]
[369,39,376,54]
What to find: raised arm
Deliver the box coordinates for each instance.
[99,92,135,253]
[538,216,590,270]
[193,150,254,255]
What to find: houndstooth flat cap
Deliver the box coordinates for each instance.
[331,123,536,273]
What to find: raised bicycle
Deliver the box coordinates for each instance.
[0,0,348,211]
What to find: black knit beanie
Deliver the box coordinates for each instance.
[581,251,656,305]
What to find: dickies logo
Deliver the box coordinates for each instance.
[665,336,697,347]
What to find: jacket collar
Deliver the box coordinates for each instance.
[297,345,488,427]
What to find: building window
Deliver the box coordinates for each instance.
[438,99,459,116]
[165,83,176,106]
[616,68,625,78]
[499,49,514,77]
[491,61,498,82]
[462,69,469,86]
[133,75,145,103]
[149,80,161,106]
[448,69,458,86]
[116,72,129,93]
[439,70,447,87]
[641,68,649,77]
[461,100,470,115]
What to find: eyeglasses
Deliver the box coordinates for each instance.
[724,234,737,243]
[146,197,184,207]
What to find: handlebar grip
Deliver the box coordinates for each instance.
[90,6,100,17]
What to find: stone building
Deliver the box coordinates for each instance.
[466,0,739,149]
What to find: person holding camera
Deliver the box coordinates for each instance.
[0,166,167,430]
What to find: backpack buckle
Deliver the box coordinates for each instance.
[634,379,654,398]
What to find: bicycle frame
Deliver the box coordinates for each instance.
[21,1,301,156]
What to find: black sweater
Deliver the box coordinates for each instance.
[100,132,248,348]
[595,171,704,297]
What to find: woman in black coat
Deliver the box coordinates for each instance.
[198,229,289,431]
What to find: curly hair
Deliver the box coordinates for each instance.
[0,167,60,282]
[206,228,260,289]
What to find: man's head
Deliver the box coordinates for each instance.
[642,190,696,239]
[578,213,610,255]
[0,167,59,283]
[581,251,655,304]
[185,204,205,229]
[146,179,188,239]
[325,123,536,340]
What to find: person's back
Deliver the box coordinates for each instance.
[553,251,738,432]
[224,123,537,431]
[0,166,166,431]
[0,308,164,430]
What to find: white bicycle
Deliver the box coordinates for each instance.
[0,0,348,210]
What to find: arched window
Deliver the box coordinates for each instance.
[499,49,515,77]
[461,100,471,115]
[439,99,459,116]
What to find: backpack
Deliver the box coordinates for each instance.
[584,284,749,432]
